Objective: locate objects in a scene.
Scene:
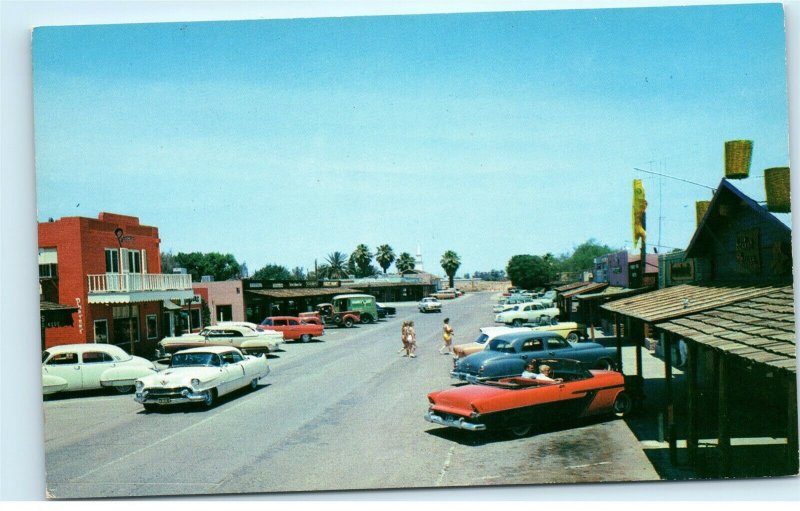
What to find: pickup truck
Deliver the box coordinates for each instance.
[306,303,361,328]
[495,301,560,327]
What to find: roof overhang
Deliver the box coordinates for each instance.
[87,290,194,304]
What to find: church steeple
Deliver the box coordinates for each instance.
[415,245,424,271]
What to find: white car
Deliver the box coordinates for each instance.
[418,297,442,313]
[134,346,270,411]
[155,324,284,359]
[494,301,560,326]
[42,343,157,395]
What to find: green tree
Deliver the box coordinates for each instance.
[506,254,558,290]
[350,244,375,277]
[160,250,176,273]
[173,252,241,282]
[395,252,416,273]
[252,264,292,281]
[291,266,306,281]
[440,250,461,289]
[375,244,396,274]
[559,239,616,273]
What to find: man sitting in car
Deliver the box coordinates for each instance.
[521,362,560,383]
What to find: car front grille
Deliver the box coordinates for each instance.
[145,387,189,399]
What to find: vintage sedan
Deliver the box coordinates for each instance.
[42,343,157,395]
[257,316,325,342]
[134,346,270,411]
[376,302,396,318]
[495,301,560,327]
[418,297,442,313]
[427,359,632,437]
[451,331,617,383]
[452,326,531,359]
[155,324,284,359]
[521,320,588,342]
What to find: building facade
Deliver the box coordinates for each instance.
[38,212,193,356]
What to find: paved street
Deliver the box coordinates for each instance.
[43,292,659,498]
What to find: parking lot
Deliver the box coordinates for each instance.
[43,291,662,499]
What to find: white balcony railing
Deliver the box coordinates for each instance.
[88,273,193,294]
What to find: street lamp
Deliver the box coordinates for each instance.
[115,228,135,355]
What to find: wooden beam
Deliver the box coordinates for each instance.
[717,351,731,476]
[787,375,799,474]
[635,319,643,379]
[663,332,677,465]
[687,341,699,465]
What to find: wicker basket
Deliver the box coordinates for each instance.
[695,200,711,225]
[724,140,753,179]
[764,166,790,213]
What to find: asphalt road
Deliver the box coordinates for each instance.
[43,292,658,499]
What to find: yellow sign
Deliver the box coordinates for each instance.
[632,179,647,249]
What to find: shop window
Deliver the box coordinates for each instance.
[146,314,157,339]
[94,320,109,343]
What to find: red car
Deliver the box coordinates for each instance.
[425,359,632,437]
[257,316,324,343]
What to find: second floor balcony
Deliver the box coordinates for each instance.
[87,273,194,304]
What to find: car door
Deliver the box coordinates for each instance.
[543,336,571,357]
[43,352,83,390]
[219,351,246,394]
[517,338,545,365]
[79,351,116,390]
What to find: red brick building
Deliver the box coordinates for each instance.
[38,212,193,356]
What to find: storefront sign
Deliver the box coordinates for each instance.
[75,297,83,334]
[735,228,761,273]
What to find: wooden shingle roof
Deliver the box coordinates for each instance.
[656,286,796,373]
[247,287,362,299]
[601,282,778,323]
[560,282,609,298]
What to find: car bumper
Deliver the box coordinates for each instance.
[424,411,486,431]
[135,390,209,406]
[449,371,483,383]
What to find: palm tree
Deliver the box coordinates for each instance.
[323,251,349,279]
[395,252,416,273]
[440,250,461,289]
[375,244,396,274]
[351,244,374,277]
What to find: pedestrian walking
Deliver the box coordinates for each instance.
[406,321,417,358]
[440,317,454,355]
[398,321,410,356]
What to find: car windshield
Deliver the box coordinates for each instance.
[474,333,489,345]
[170,352,221,368]
[42,351,51,363]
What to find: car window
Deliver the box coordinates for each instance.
[230,330,243,337]
[261,319,273,326]
[522,305,530,311]
[474,333,489,345]
[220,352,236,364]
[82,351,114,364]
[520,339,544,352]
[229,351,243,363]
[46,353,78,365]
[274,319,287,326]
[488,339,515,353]
[289,319,299,325]
[546,337,570,350]
[42,351,51,363]
[171,352,221,367]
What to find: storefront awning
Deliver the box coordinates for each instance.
[162,300,182,310]
[247,287,362,299]
[601,282,777,323]
[560,282,608,299]
[656,286,795,373]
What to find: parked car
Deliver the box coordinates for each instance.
[495,301,560,327]
[308,304,361,327]
[431,290,456,300]
[452,326,532,359]
[451,331,617,383]
[42,343,157,395]
[332,293,379,324]
[376,302,396,318]
[155,324,284,359]
[521,320,587,342]
[134,346,270,411]
[426,359,632,437]
[257,316,325,342]
[419,297,442,313]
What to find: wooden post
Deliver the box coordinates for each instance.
[663,332,677,465]
[615,313,623,373]
[787,376,799,474]
[635,319,643,379]
[588,302,595,341]
[717,351,731,476]
[687,341,699,466]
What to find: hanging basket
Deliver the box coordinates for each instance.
[764,166,791,213]
[695,200,711,225]
[724,140,753,179]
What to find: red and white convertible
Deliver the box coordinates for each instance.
[425,359,632,437]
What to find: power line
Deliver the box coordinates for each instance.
[633,167,716,191]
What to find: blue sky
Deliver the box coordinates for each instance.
[32,3,791,276]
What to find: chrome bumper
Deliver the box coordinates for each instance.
[424,411,486,431]
[135,390,208,405]
[450,371,481,383]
